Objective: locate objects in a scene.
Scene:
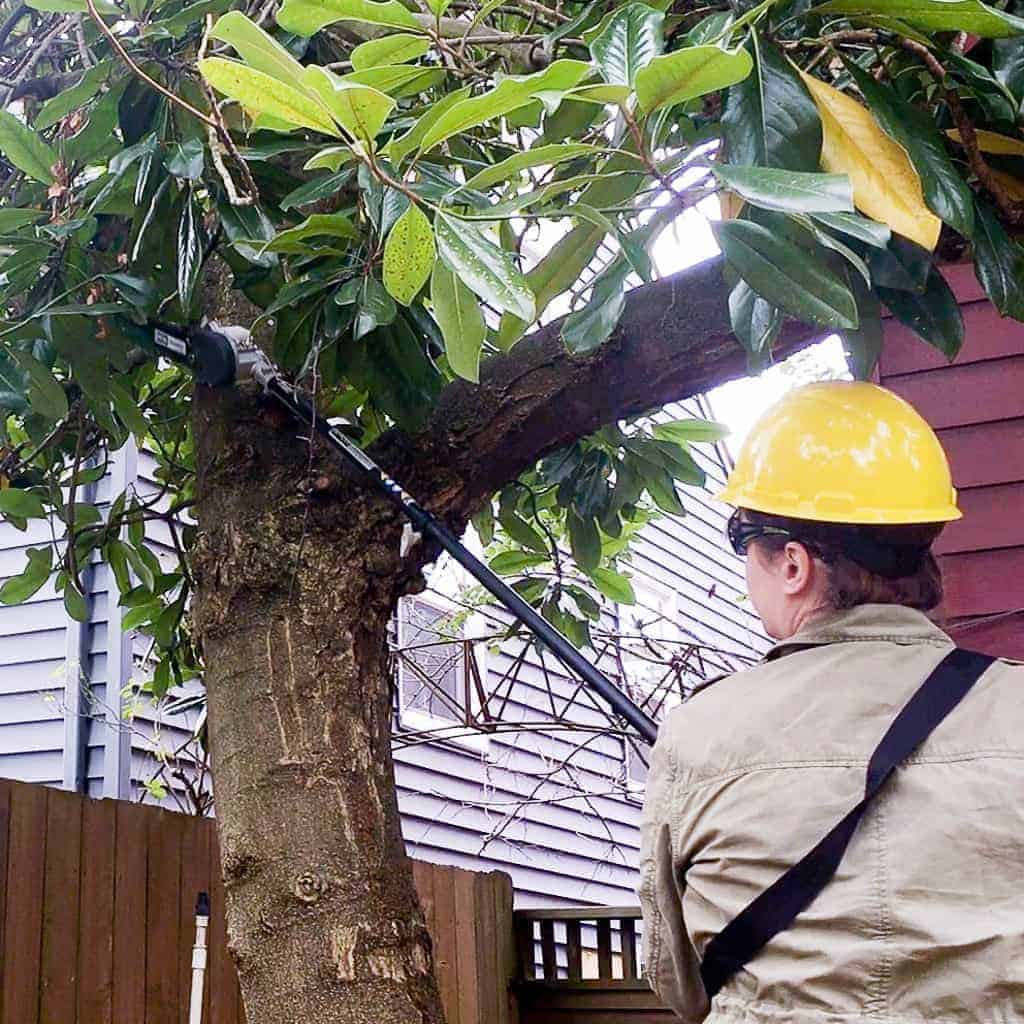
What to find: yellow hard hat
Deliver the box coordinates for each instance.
[716,381,961,524]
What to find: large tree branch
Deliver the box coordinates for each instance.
[373,257,824,524]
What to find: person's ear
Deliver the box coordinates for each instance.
[780,541,816,596]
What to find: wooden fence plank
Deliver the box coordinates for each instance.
[474,872,498,1024]
[431,864,461,1024]
[40,787,82,1024]
[596,919,613,980]
[516,916,536,982]
[112,799,148,1024]
[178,817,211,1024]
[77,796,117,1024]
[621,918,638,981]
[492,872,516,1024]
[0,781,12,1023]
[565,920,582,982]
[1,781,48,1024]
[454,868,481,1024]
[146,806,183,1024]
[539,919,557,982]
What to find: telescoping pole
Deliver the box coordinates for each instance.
[144,324,660,745]
[189,891,210,1024]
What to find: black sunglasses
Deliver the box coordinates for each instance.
[726,511,794,557]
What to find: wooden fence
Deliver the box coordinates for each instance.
[0,777,516,1024]
[514,907,673,1023]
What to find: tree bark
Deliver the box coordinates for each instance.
[191,256,823,1024]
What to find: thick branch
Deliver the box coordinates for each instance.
[373,257,822,523]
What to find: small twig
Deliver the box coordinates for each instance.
[74,15,96,67]
[0,15,71,106]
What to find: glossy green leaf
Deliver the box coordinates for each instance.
[635,45,752,113]
[568,512,601,572]
[0,488,46,518]
[465,143,604,191]
[435,213,535,322]
[588,3,664,87]
[878,267,964,358]
[713,165,852,214]
[652,419,729,444]
[262,213,359,253]
[12,352,68,420]
[303,146,356,172]
[280,168,354,210]
[143,0,234,37]
[277,0,422,35]
[425,0,452,14]
[728,278,782,369]
[0,110,56,184]
[842,275,884,380]
[383,86,471,164]
[177,195,202,311]
[971,199,1024,321]
[164,138,205,181]
[0,209,43,232]
[341,66,445,99]
[993,36,1024,99]
[715,220,858,330]
[816,0,1024,37]
[209,12,307,86]
[355,276,398,339]
[383,204,435,305]
[722,37,820,172]
[497,508,549,554]
[810,211,890,248]
[590,567,636,604]
[0,546,53,605]
[199,58,339,136]
[561,259,631,354]
[301,67,396,143]
[490,550,548,575]
[420,60,592,152]
[36,60,113,131]
[63,582,89,623]
[843,60,974,240]
[430,261,486,382]
[351,33,430,70]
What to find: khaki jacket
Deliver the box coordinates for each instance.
[639,604,1024,1024]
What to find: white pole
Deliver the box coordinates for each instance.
[189,892,210,1024]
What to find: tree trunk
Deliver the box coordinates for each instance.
[192,381,446,1024]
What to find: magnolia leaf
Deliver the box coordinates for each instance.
[0,546,53,605]
[261,213,359,253]
[0,488,46,518]
[383,204,435,305]
[301,67,395,143]
[561,259,631,353]
[972,199,1024,321]
[0,110,56,184]
[351,33,430,70]
[419,60,592,152]
[277,0,422,35]
[588,3,664,87]
[842,275,884,380]
[635,45,753,113]
[12,352,68,420]
[946,127,1024,155]
[653,419,729,443]
[63,582,89,623]
[164,138,205,180]
[799,70,941,252]
[383,85,471,164]
[844,60,974,239]
[810,211,891,248]
[490,550,548,575]
[712,165,853,214]
[430,261,486,382]
[568,512,601,573]
[199,58,339,135]
[177,194,202,310]
[817,0,1024,37]
[340,65,445,99]
[728,279,782,369]
[209,11,307,86]
[0,209,44,232]
[425,0,452,13]
[590,567,636,604]
[435,213,535,322]
[465,143,605,190]
[722,37,820,171]
[303,146,356,172]
[878,267,963,357]
[715,220,858,330]
[36,60,113,131]
[355,276,398,339]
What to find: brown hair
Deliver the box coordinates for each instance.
[742,510,945,612]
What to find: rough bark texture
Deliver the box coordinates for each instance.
[191,256,822,1024]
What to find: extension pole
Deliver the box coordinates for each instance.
[189,891,210,1024]
[145,324,660,745]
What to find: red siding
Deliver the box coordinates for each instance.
[880,267,1024,659]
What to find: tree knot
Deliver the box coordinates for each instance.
[293,870,329,904]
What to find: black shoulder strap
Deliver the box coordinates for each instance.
[699,647,996,999]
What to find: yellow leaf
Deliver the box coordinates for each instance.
[990,168,1024,202]
[946,127,1024,156]
[799,71,940,251]
[383,204,435,305]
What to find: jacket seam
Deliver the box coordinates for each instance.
[864,801,892,1018]
[645,739,679,998]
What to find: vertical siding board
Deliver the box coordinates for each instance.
[77,796,117,1024]
[39,787,82,1024]
[1,781,47,1024]
[112,799,147,1024]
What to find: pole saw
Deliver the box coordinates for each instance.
[141,322,660,745]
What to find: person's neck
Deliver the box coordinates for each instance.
[780,600,833,640]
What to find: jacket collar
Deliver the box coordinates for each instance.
[765,604,953,661]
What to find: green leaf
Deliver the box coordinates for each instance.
[588,3,664,87]
[0,110,56,184]
[722,36,821,172]
[843,60,974,240]
[435,213,535,322]
[728,278,783,369]
[355,275,398,339]
[164,138,205,180]
[0,209,43,232]
[303,146,356,172]
[300,67,396,142]
[653,419,729,444]
[36,60,113,131]
[198,58,338,136]
[635,45,752,113]
[110,380,149,441]
[590,566,636,604]
[0,489,46,518]
[816,0,1024,37]
[27,0,116,9]
[262,212,359,253]
[0,546,53,605]
[341,66,445,99]
[177,194,202,311]
[384,85,471,165]
[383,204,435,305]
[430,261,486,382]
[351,33,430,70]
[842,275,884,380]
[713,165,852,214]
[497,509,549,554]
[277,0,422,35]
[568,512,601,572]
[714,220,858,330]
[878,267,964,358]
[64,581,89,623]
[143,0,234,37]
[490,550,548,575]
[993,36,1024,100]
[465,143,605,191]
[209,11,307,85]
[12,352,69,420]
[560,258,631,354]
[645,469,685,514]
[419,60,592,152]
[684,10,733,45]
[280,168,354,210]
[971,199,1024,321]
[810,211,890,248]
